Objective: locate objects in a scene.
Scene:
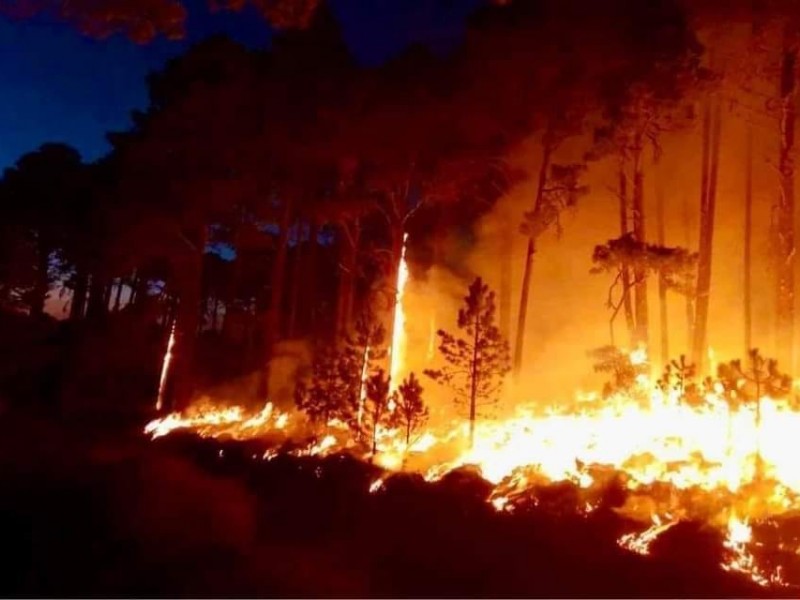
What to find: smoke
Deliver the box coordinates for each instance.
[400,87,782,415]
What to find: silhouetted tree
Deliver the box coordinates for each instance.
[591,234,697,346]
[426,277,510,448]
[294,343,353,428]
[717,348,792,476]
[394,372,429,449]
[363,368,392,458]
[589,345,648,398]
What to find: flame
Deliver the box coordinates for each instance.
[389,233,409,392]
[618,514,679,556]
[156,321,176,411]
[144,347,800,588]
[721,514,786,588]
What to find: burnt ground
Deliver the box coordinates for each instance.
[0,410,794,598]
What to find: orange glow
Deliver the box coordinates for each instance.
[389,233,409,392]
[144,347,800,588]
[156,321,176,411]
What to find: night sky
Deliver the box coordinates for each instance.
[0,0,482,171]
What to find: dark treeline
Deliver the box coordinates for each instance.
[2,0,800,416]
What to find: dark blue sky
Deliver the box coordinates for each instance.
[0,0,481,170]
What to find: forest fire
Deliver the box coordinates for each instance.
[145,343,800,590]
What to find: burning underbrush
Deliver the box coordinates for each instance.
[146,375,800,594]
[144,430,796,597]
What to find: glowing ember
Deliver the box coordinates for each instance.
[156,321,176,411]
[618,514,679,556]
[388,233,409,392]
[144,347,800,589]
[721,514,786,588]
[145,401,290,440]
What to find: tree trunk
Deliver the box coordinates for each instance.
[469,305,481,449]
[513,140,552,374]
[499,220,513,340]
[69,270,88,320]
[693,98,722,373]
[170,229,207,411]
[744,125,754,354]
[212,297,221,332]
[86,273,107,319]
[31,248,51,316]
[305,221,320,335]
[619,162,635,345]
[262,199,293,397]
[112,277,124,312]
[656,172,669,365]
[631,140,649,348]
[385,222,406,377]
[335,222,360,340]
[129,270,141,306]
[776,32,797,371]
[287,225,305,339]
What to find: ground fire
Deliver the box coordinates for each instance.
[9,0,800,597]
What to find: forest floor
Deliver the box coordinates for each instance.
[0,408,791,598]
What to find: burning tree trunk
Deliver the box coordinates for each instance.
[775,29,797,371]
[631,138,649,348]
[619,163,636,345]
[693,98,722,373]
[386,226,407,387]
[513,140,552,374]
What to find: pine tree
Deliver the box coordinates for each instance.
[395,372,429,449]
[294,344,353,428]
[426,277,511,448]
[718,348,792,478]
[363,368,393,458]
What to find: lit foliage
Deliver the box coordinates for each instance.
[426,277,511,427]
[295,313,387,433]
[588,345,648,398]
[592,233,698,297]
[717,349,792,408]
[394,372,429,447]
[294,344,350,426]
[657,355,710,407]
